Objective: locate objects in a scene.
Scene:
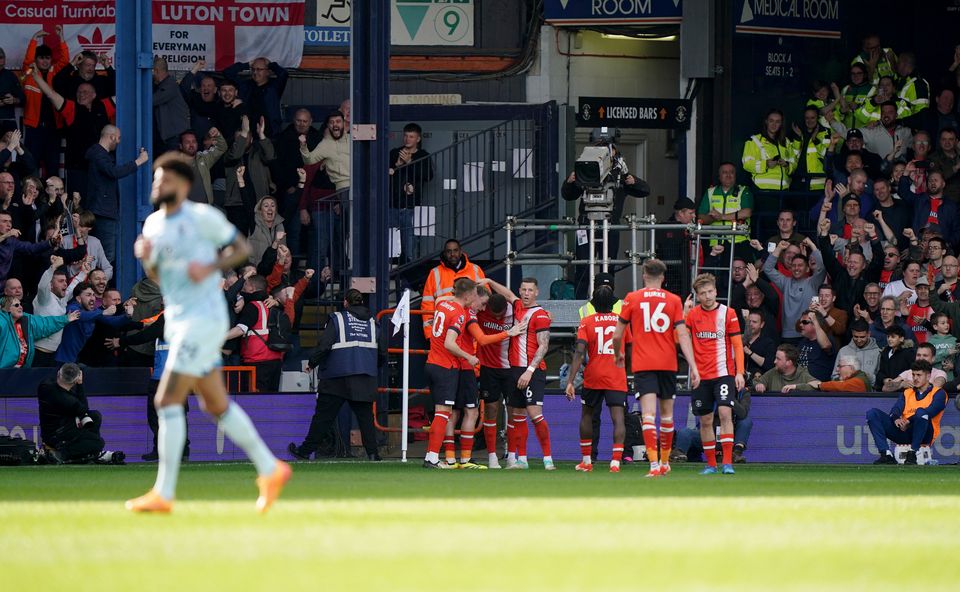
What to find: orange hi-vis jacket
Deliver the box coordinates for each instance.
[420,254,485,339]
[21,38,70,129]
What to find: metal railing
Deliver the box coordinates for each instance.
[387,108,560,275]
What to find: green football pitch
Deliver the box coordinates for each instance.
[2,461,959,591]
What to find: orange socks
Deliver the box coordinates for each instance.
[719,433,734,465]
[531,415,551,457]
[641,416,659,465]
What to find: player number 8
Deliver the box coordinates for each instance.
[719,383,729,401]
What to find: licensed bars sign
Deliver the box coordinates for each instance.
[576,96,691,129]
[544,0,683,26]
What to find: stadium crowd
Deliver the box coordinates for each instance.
[0,29,957,467]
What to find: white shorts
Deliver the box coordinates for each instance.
[164,318,228,378]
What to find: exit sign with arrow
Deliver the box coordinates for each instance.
[576,97,692,130]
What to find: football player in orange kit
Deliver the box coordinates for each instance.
[612,259,700,477]
[565,285,630,472]
[684,273,745,475]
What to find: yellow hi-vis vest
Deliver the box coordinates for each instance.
[578,299,623,319]
[701,184,752,245]
[742,135,794,191]
[790,128,831,191]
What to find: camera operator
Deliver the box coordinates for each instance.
[561,128,650,298]
[37,363,124,464]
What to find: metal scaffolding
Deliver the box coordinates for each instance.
[503,215,751,294]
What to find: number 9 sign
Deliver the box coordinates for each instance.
[435,5,469,43]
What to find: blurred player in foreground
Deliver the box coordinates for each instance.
[126,153,291,513]
[565,285,630,472]
[684,273,744,475]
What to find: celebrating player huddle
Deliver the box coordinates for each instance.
[425,259,747,476]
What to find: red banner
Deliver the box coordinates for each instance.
[2,0,305,72]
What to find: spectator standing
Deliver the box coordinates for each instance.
[869,296,911,343]
[752,344,817,393]
[851,34,897,81]
[0,295,76,368]
[123,276,163,368]
[0,210,57,283]
[884,259,922,305]
[248,196,285,267]
[53,50,115,100]
[274,108,320,256]
[84,125,149,263]
[930,127,960,203]
[21,28,69,178]
[763,237,826,342]
[38,363,124,464]
[922,91,958,149]
[871,182,911,250]
[901,276,934,344]
[811,284,848,342]
[300,110,350,190]
[30,68,116,197]
[817,216,882,316]
[764,209,805,248]
[697,162,753,254]
[899,169,959,251]
[179,127,227,204]
[152,57,190,154]
[224,58,287,139]
[32,255,88,367]
[420,238,486,339]
[829,128,883,182]
[928,312,957,380]
[894,52,930,125]
[830,320,881,385]
[874,325,916,390]
[834,63,873,128]
[742,108,795,191]
[389,123,434,265]
[830,102,912,165]
[78,290,139,367]
[55,282,132,364]
[224,275,285,392]
[789,107,833,192]
[70,210,112,281]
[0,47,24,128]
[178,60,220,141]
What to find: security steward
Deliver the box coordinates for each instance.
[289,289,386,461]
[421,238,485,339]
[577,273,624,461]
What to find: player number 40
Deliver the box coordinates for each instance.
[639,301,670,333]
[431,312,446,338]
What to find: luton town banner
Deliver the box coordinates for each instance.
[1,0,305,72]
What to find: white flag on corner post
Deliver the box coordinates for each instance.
[392,289,411,336]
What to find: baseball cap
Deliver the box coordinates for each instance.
[594,272,615,289]
[846,129,863,141]
[842,195,860,208]
[673,197,696,211]
[916,275,930,287]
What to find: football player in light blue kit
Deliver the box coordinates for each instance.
[126,152,291,514]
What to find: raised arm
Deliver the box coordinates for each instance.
[478,278,518,304]
[30,67,65,111]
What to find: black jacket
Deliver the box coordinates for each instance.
[37,378,89,445]
[309,305,387,402]
[874,345,917,391]
[818,233,883,317]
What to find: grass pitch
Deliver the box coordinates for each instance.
[2,461,959,591]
